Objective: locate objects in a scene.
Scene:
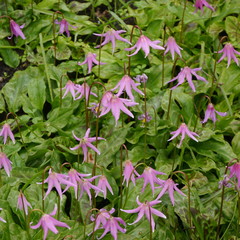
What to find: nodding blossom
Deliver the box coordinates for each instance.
[95,175,114,199]
[217,43,240,68]
[121,196,166,232]
[62,80,79,100]
[94,29,131,54]
[167,67,208,92]
[122,160,139,186]
[8,19,26,39]
[168,123,199,147]
[201,103,227,123]
[75,82,98,101]
[17,191,32,215]
[78,53,106,74]
[70,128,105,163]
[0,123,15,144]
[134,73,148,83]
[55,19,76,37]
[228,162,240,188]
[125,34,164,58]
[194,0,215,13]
[0,152,12,177]
[31,205,70,240]
[164,37,182,60]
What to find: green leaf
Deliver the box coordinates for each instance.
[225,16,240,44]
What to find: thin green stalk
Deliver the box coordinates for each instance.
[39,33,54,102]
[161,26,166,88]
[166,90,173,120]
[180,0,187,44]
[218,85,233,116]
[236,191,240,239]
[148,204,153,240]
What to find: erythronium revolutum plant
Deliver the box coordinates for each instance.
[0,0,239,239]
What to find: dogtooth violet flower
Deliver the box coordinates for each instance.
[8,19,26,39]
[95,175,113,199]
[39,169,76,200]
[55,19,76,37]
[201,103,227,123]
[167,66,208,92]
[75,82,97,101]
[0,123,15,144]
[99,91,138,125]
[194,0,215,13]
[94,29,131,54]
[17,191,32,215]
[70,128,105,162]
[134,73,148,83]
[0,152,12,177]
[78,52,106,74]
[123,160,139,186]
[121,196,166,232]
[112,75,144,101]
[31,205,70,240]
[0,208,6,223]
[125,34,164,58]
[156,178,186,206]
[62,80,79,100]
[217,43,240,68]
[164,36,183,60]
[228,162,240,188]
[138,112,152,123]
[137,166,165,195]
[168,123,199,147]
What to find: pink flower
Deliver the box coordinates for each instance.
[228,162,240,188]
[201,103,227,123]
[122,160,139,186]
[70,128,105,163]
[62,80,79,100]
[134,73,148,83]
[31,205,70,240]
[164,37,182,60]
[8,19,26,39]
[99,92,138,125]
[78,53,106,74]
[137,167,165,195]
[75,82,97,101]
[17,191,32,215]
[0,152,12,177]
[194,0,215,13]
[112,75,144,101]
[40,169,76,200]
[55,19,76,37]
[95,175,113,199]
[168,123,199,147]
[0,123,15,144]
[217,43,240,68]
[167,67,208,92]
[121,196,166,232]
[0,208,6,223]
[156,179,186,206]
[125,34,164,58]
[94,29,131,54]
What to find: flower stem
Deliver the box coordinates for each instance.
[161,26,166,88]
[180,0,187,44]
[148,205,153,240]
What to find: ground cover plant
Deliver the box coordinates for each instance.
[0,0,240,239]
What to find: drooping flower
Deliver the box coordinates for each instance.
[0,123,15,144]
[40,169,76,200]
[125,34,164,58]
[55,19,76,37]
[112,75,144,101]
[137,167,165,195]
[167,67,208,92]
[62,80,79,100]
[17,191,32,215]
[0,208,6,223]
[95,175,113,199]
[122,160,139,186]
[121,196,166,232]
[70,128,105,163]
[99,93,138,125]
[94,29,131,54]
[168,123,199,147]
[218,174,232,189]
[75,82,97,101]
[156,179,186,206]
[31,205,70,240]
[8,19,26,39]
[134,73,148,83]
[98,215,126,240]
[138,112,152,123]
[78,53,106,74]
[164,37,182,60]
[217,43,240,68]
[0,152,12,177]
[201,103,227,123]
[194,0,215,13]
[228,162,240,188]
